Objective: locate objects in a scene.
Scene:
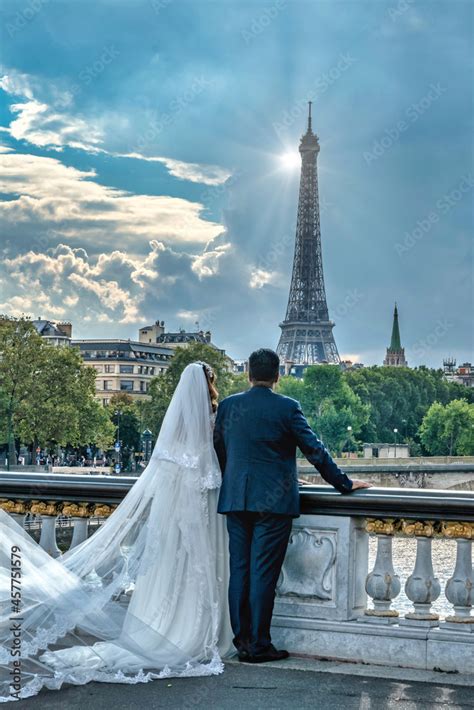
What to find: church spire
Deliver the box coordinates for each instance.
[384,302,407,367]
[389,303,402,350]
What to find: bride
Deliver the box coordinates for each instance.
[0,362,234,703]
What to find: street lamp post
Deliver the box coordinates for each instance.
[142,429,153,465]
[393,428,398,459]
[115,410,122,474]
[346,425,352,457]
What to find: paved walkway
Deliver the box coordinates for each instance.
[10,659,474,709]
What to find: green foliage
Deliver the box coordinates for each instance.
[278,365,370,454]
[106,393,143,466]
[143,343,235,436]
[0,317,115,455]
[224,372,250,396]
[343,366,473,446]
[420,399,474,455]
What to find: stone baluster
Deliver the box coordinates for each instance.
[363,519,401,623]
[70,517,89,549]
[442,523,474,632]
[62,503,92,550]
[401,522,440,627]
[30,501,61,558]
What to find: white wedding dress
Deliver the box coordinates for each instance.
[0,363,233,703]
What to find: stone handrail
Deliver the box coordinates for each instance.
[1,471,473,674]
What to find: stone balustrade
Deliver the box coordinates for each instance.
[1,471,473,674]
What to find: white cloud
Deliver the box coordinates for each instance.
[0,244,153,325]
[0,236,233,330]
[0,68,231,185]
[0,147,224,247]
[116,152,231,186]
[249,268,278,289]
[191,243,232,278]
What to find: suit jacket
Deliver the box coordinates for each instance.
[214,385,353,518]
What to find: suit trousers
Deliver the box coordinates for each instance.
[225,511,293,655]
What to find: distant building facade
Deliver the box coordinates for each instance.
[139,318,233,369]
[72,339,173,405]
[443,359,474,388]
[363,443,410,459]
[31,317,233,399]
[32,319,72,346]
[383,303,408,367]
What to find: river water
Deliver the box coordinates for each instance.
[368,537,457,617]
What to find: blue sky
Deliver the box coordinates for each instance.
[0,0,472,366]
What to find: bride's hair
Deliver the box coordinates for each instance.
[199,361,219,412]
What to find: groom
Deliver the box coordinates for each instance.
[213,348,370,664]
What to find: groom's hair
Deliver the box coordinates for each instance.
[248,348,280,383]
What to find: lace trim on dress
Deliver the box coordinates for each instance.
[153,450,200,469]
[0,652,224,703]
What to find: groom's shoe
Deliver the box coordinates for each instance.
[245,644,290,664]
[235,644,250,662]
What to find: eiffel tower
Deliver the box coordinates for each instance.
[276,102,340,365]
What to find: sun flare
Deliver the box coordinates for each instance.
[279,151,300,170]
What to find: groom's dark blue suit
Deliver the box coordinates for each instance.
[214,385,354,656]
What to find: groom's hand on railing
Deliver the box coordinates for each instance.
[350,480,372,490]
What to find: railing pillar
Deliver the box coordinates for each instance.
[363,524,400,623]
[38,515,61,558]
[402,536,440,627]
[444,537,474,632]
[30,501,61,558]
[70,517,89,549]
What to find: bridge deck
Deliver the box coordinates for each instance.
[9,659,474,709]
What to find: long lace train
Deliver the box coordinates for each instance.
[0,364,233,702]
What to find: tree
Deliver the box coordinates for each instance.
[106,393,142,468]
[0,318,46,464]
[0,317,115,460]
[16,344,115,453]
[344,366,473,446]
[143,344,233,436]
[225,372,250,396]
[278,365,370,455]
[419,399,474,456]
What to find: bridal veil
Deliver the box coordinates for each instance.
[0,363,233,702]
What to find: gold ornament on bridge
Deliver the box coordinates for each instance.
[29,500,59,517]
[0,499,27,515]
[401,520,437,538]
[61,502,91,518]
[441,521,474,540]
[93,504,116,518]
[365,518,400,536]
